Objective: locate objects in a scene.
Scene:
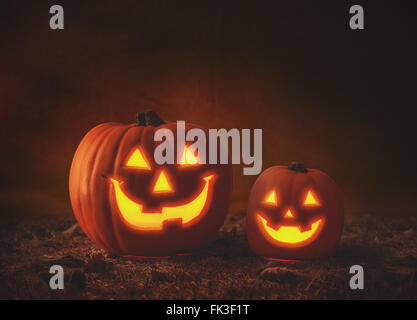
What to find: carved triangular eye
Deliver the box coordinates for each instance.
[263,190,278,206]
[126,148,151,170]
[180,145,200,166]
[303,190,320,206]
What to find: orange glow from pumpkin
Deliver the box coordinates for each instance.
[180,145,200,166]
[125,148,151,170]
[257,214,324,247]
[284,209,294,218]
[263,257,305,263]
[110,175,215,231]
[303,190,320,206]
[263,190,277,206]
[152,170,174,194]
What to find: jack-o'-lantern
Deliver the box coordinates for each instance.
[246,162,343,260]
[69,110,233,257]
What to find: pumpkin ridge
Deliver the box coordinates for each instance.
[101,125,134,253]
[86,126,117,250]
[71,124,113,242]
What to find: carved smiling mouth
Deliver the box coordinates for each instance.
[257,214,325,247]
[110,175,214,231]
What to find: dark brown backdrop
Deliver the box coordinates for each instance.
[0,0,416,219]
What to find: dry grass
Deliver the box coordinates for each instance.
[0,211,416,299]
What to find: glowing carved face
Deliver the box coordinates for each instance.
[256,189,325,247]
[246,164,344,260]
[110,146,216,231]
[69,114,234,257]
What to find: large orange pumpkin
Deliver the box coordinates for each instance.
[246,162,343,260]
[69,111,233,257]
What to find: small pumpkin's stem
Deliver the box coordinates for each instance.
[288,162,308,173]
[135,110,166,127]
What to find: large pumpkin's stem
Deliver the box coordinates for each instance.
[288,162,308,173]
[135,110,166,127]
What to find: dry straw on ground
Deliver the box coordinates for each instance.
[0,212,416,299]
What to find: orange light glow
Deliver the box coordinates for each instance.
[263,257,305,263]
[152,170,174,194]
[284,209,294,218]
[125,148,151,170]
[110,175,215,231]
[180,145,200,166]
[257,214,324,247]
[304,190,320,206]
[263,190,277,206]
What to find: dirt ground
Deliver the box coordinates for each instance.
[0,211,416,300]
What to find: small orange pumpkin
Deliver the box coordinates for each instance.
[69,111,233,257]
[246,162,343,260]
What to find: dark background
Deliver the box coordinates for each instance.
[0,0,416,219]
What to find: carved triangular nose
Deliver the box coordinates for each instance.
[152,170,174,194]
[284,209,295,219]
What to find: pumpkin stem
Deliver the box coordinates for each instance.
[288,162,308,173]
[135,110,166,127]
